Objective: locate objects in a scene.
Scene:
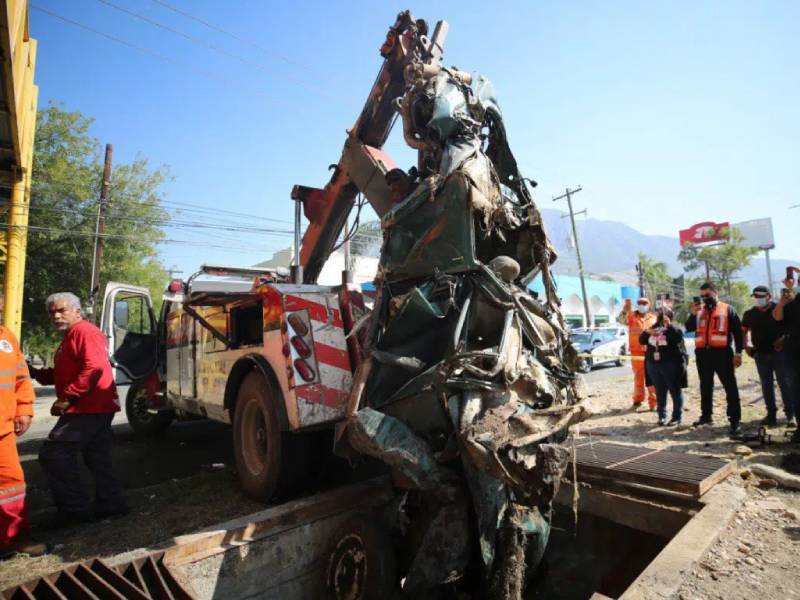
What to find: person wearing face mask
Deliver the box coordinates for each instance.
[619,297,657,410]
[742,286,795,427]
[685,282,744,436]
[640,308,688,426]
[28,293,127,527]
[773,268,800,443]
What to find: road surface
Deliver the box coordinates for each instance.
[19,384,232,512]
[582,363,628,384]
[581,338,695,385]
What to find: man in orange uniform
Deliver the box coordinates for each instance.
[620,297,657,409]
[0,293,44,558]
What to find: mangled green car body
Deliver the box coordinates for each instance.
[344,60,586,597]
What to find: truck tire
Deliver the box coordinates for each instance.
[233,371,297,501]
[125,383,174,436]
[326,515,397,600]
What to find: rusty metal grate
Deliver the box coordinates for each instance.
[2,553,195,600]
[569,440,735,497]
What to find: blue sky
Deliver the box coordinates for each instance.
[30,1,800,278]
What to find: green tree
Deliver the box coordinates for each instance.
[350,220,382,257]
[638,252,672,302]
[21,103,170,356]
[677,228,758,313]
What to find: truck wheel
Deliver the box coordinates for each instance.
[125,384,174,436]
[233,371,295,501]
[326,515,397,600]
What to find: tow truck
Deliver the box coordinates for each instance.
[101,10,449,501]
[102,265,369,499]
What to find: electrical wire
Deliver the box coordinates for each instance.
[12,202,295,236]
[15,223,286,253]
[4,199,381,247]
[331,193,368,253]
[149,0,319,75]
[30,4,290,107]
[21,188,295,225]
[2,196,294,227]
[93,0,333,99]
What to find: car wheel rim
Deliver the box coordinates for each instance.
[131,390,152,423]
[328,533,367,600]
[241,399,267,476]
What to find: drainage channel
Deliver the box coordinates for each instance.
[1,441,740,600]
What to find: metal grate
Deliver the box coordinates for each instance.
[569,440,735,497]
[2,553,195,600]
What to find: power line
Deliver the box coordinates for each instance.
[4,202,296,236]
[93,0,332,99]
[156,199,293,225]
[16,224,286,253]
[30,4,289,107]
[33,186,296,225]
[149,0,318,75]
[2,194,295,226]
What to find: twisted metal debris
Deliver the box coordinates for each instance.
[342,15,587,598]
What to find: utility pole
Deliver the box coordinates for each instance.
[167,267,183,280]
[764,248,774,295]
[89,144,113,321]
[342,216,353,285]
[553,186,591,327]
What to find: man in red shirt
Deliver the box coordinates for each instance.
[30,292,127,525]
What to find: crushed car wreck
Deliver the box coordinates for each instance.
[294,11,587,599]
[344,64,585,600]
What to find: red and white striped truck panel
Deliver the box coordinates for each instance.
[274,285,354,429]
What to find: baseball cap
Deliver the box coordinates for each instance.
[751,285,770,297]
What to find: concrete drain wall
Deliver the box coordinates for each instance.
[151,477,742,600]
[547,481,744,600]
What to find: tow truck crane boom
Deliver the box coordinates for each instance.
[291,11,448,283]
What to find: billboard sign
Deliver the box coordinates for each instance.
[679,221,730,247]
[734,218,774,250]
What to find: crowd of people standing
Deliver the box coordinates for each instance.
[621,274,800,442]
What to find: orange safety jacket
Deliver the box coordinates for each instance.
[695,302,730,349]
[626,311,656,355]
[0,327,35,437]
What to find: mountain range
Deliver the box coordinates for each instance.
[540,208,791,289]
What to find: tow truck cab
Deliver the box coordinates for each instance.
[100,265,370,500]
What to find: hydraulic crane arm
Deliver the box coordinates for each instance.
[291,11,448,283]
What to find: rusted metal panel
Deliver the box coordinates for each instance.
[568,441,734,497]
